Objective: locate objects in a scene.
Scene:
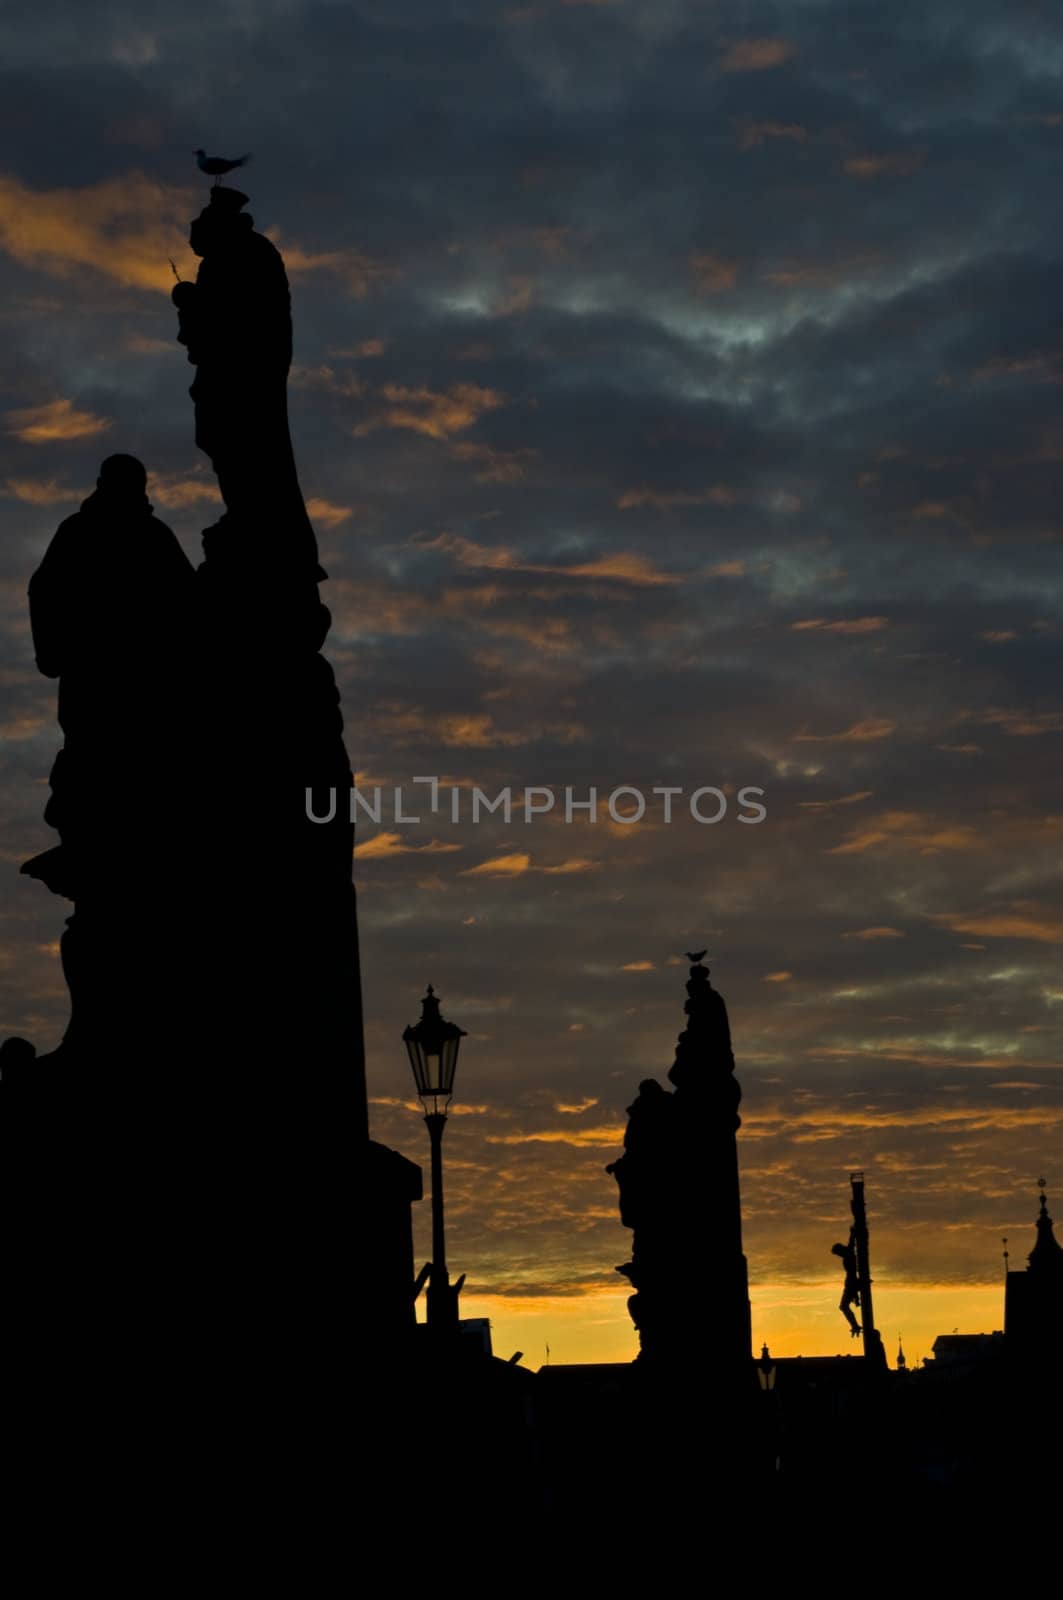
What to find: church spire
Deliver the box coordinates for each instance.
[1028,1178,1063,1273]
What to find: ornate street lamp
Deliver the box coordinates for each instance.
[403,985,467,1332]
[757,1342,777,1392]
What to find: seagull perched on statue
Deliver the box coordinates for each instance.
[194,148,252,183]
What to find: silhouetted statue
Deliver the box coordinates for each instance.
[22,454,194,901]
[832,1236,862,1337]
[607,955,751,1368]
[173,185,317,570]
[4,176,406,1530]
[606,1078,676,1229]
[28,454,191,688]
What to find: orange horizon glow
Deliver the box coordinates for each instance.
[448,1280,1009,1371]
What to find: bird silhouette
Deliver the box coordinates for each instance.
[194,149,252,183]
[685,950,707,964]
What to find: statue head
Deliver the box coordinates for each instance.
[831,1242,848,1259]
[0,1036,36,1079]
[189,187,254,256]
[97,454,147,498]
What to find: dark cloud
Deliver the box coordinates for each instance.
[1,0,1060,1355]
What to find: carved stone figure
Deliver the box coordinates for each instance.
[23,453,193,900]
[607,955,751,1367]
[832,1235,862,1337]
[172,185,317,570]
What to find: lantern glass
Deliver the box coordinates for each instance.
[424,1050,444,1095]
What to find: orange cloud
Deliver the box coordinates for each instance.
[265,230,391,297]
[932,908,1063,945]
[0,711,50,740]
[147,473,221,510]
[306,496,352,528]
[763,254,882,288]
[493,273,537,316]
[353,832,462,860]
[797,791,874,813]
[461,853,532,878]
[792,617,889,634]
[621,960,655,972]
[843,152,924,179]
[0,171,196,292]
[616,484,737,509]
[426,533,677,588]
[721,38,796,71]
[7,399,110,444]
[405,828,596,873]
[973,351,1060,384]
[5,477,83,505]
[355,382,505,440]
[737,120,808,149]
[913,499,962,523]
[290,364,366,398]
[979,708,1063,737]
[476,615,574,655]
[367,700,584,749]
[0,174,382,303]
[689,252,739,293]
[708,560,746,577]
[125,335,172,354]
[487,1126,625,1148]
[449,440,538,482]
[743,1101,1063,1138]
[764,971,793,983]
[829,811,979,856]
[794,717,896,743]
[563,553,676,586]
[438,713,520,747]
[842,927,906,941]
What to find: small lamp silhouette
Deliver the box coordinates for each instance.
[757,1343,777,1392]
[403,985,468,1333]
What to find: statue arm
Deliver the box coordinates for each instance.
[27,522,79,677]
[172,280,204,362]
[28,570,64,677]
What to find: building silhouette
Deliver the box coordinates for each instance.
[1005,1178,1063,1357]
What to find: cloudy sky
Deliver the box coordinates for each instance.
[1,0,1061,1365]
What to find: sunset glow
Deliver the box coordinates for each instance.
[2,2,1060,1370]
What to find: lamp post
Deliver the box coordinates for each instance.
[757,1343,777,1392]
[403,984,467,1333]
